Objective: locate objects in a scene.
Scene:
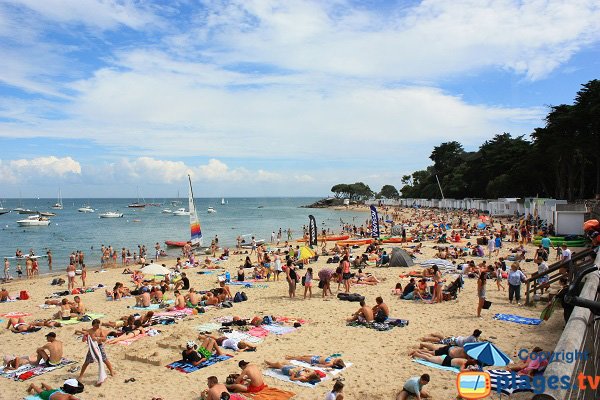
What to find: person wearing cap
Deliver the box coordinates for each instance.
[26,379,82,400]
[35,332,63,367]
[226,360,266,394]
[182,341,203,366]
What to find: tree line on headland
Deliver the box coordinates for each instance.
[331,79,600,202]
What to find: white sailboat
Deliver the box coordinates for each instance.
[221,198,225,205]
[164,175,202,247]
[52,189,63,209]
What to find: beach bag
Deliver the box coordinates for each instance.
[301,276,306,286]
[483,300,492,310]
[19,290,29,300]
[221,301,233,308]
[241,292,248,301]
[337,293,350,300]
[262,316,273,325]
[318,280,325,289]
[233,292,243,303]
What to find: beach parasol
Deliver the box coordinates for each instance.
[297,246,316,261]
[140,263,171,275]
[464,342,511,367]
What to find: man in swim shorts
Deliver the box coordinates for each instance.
[226,360,265,393]
[26,381,81,400]
[35,332,63,367]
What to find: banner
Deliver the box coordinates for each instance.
[308,215,318,247]
[370,205,380,238]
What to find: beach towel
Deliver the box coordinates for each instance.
[166,354,233,373]
[115,333,149,346]
[274,316,308,324]
[13,327,42,334]
[289,360,353,376]
[0,359,76,381]
[224,330,264,344]
[0,311,31,318]
[262,325,296,335]
[488,369,533,395]
[196,322,222,332]
[241,386,295,400]
[132,303,162,310]
[493,313,542,325]
[346,321,396,331]
[52,313,105,325]
[248,326,270,338]
[87,335,107,385]
[412,358,460,373]
[263,367,328,387]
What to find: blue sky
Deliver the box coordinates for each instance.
[1,0,599,198]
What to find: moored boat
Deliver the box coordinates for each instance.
[17,215,51,226]
[99,211,123,218]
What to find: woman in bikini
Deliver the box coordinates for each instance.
[284,355,345,369]
[105,320,147,344]
[6,317,61,332]
[264,360,322,383]
[410,350,479,371]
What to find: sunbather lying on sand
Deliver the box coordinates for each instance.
[264,360,322,383]
[284,355,345,369]
[26,382,80,400]
[416,344,468,359]
[214,336,257,352]
[194,334,225,359]
[419,329,481,346]
[102,311,155,329]
[105,321,148,344]
[3,354,35,370]
[6,317,61,332]
[410,350,479,371]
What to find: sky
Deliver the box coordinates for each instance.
[0,0,599,198]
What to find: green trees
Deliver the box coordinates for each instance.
[331,182,374,201]
[379,185,400,199]
[399,79,600,200]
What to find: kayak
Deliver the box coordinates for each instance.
[296,235,350,242]
[336,239,374,246]
[381,237,413,243]
[165,240,188,247]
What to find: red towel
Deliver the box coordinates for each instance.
[242,386,295,400]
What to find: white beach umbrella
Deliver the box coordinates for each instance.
[140,263,171,275]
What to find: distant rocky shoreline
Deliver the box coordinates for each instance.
[302,198,364,208]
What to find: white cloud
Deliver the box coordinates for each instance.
[0,156,81,183]
[3,0,158,30]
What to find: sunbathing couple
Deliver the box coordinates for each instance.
[45,297,86,320]
[347,297,390,323]
[3,331,63,370]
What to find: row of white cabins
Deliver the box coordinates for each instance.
[366,197,588,236]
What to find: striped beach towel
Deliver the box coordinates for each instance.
[87,335,107,385]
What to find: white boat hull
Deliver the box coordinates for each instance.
[78,208,94,213]
[99,213,123,218]
[17,219,51,226]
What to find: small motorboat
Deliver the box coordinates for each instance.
[173,208,190,216]
[39,212,56,217]
[17,215,51,226]
[161,209,173,214]
[78,206,95,213]
[99,211,123,218]
[17,209,38,215]
[207,207,216,213]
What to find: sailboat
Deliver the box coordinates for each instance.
[221,198,225,205]
[52,189,63,209]
[128,187,146,208]
[0,200,9,215]
[165,175,203,247]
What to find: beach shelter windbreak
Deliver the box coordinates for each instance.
[389,248,414,267]
[370,205,380,238]
[309,215,317,247]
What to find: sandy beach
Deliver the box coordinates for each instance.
[0,207,568,400]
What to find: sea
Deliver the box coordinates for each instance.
[0,197,367,274]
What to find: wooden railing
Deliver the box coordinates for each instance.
[525,248,596,305]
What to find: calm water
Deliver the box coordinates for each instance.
[0,198,366,273]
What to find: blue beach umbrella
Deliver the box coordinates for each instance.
[464,342,511,367]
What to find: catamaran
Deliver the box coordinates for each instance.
[165,175,203,248]
[52,189,63,209]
